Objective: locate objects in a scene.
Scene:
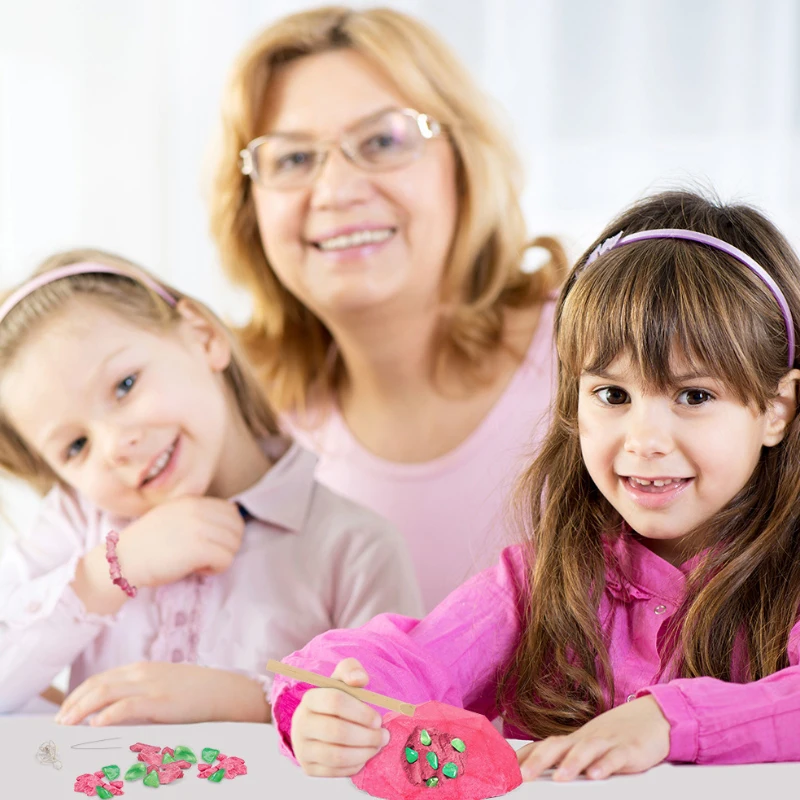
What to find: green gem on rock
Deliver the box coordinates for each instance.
[101,765,120,781]
[426,777,439,788]
[443,762,458,779]
[95,787,113,800]
[162,753,176,764]
[124,763,147,781]
[405,747,419,764]
[174,745,196,763]
[202,748,220,764]
[208,768,226,783]
[143,770,160,788]
[451,738,466,753]
[426,752,438,770]
[419,730,431,746]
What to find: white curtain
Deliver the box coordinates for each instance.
[1,0,799,545]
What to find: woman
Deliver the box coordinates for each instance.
[210,6,564,611]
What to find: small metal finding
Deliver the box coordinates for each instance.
[36,740,63,769]
[70,736,123,750]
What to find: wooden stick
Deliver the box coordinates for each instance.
[267,660,416,716]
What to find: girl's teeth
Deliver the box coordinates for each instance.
[145,442,175,481]
[630,477,680,487]
[317,228,394,251]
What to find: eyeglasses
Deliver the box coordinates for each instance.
[239,107,443,191]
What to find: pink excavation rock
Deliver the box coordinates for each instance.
[352,701,522,800]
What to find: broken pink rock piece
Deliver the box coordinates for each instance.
[155,763,187,784]
[129,743,160,755]
[137,750,164,767]
[217,755,247,779]
[161,747,174,756]
[73,773,99,795]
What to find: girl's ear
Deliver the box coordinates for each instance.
[174,299,231,372]
[763,368,800,446]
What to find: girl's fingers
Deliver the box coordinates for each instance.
[58,679,134,725]
[311,715,389,749]
[586,746,638,780]
[301,739,383,772]
[91,696,152,727]
[552,738,615,782]
[304,688,382,730]
[519,736,574,781]
[330,658,368,685]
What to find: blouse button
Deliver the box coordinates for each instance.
[626,693,637,702]
[654,604,667,615]
[171,648,185,663]
[174,611,187,626]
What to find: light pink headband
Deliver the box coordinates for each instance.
[0,262,177,325]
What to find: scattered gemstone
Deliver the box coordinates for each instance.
[95,787,112,799]
[124,763,147,781]
[405,747,419,764]
[201,748,220,764]
[143,771,160,788]
[451,738,466,753]
[419,730,431,746]
[208,769,226,783]
[426,777,439,788]
[173,746,196,763]
[101,766,120,781]
[425,751,438,770]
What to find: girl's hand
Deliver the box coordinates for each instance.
[516,695,670,782]
[291,658,389,777]
[54,663,270,726]
[117,497,245,588]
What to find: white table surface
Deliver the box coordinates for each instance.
[3,714,796,800]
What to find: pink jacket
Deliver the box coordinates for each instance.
[271,535,800,765]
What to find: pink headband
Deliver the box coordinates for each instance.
[0,262,177,325]
[581,228,796,368]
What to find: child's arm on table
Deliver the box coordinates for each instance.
[271,546,527,772]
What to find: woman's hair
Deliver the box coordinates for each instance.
[496,190,800,738]
[209,5,565,412]
[0,248,280,495]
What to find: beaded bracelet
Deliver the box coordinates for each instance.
[105,530,138,598]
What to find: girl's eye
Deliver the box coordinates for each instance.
[116,374,137,399]
[65,436,87,461]
[679,388,714,406]
[595,386,629,406]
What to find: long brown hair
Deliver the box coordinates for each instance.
[497,190,800,738]
[209,5,565,412]
[0,248,280,495]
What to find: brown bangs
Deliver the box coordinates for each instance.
[559,239,788,411]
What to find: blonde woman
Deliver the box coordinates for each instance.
[211,6,565,611]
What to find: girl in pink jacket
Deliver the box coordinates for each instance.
[271,190,800,781]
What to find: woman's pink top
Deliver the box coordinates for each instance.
[287,300,557,612]
[271,535,800,765]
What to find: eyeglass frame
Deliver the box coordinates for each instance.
[239,107,443,189]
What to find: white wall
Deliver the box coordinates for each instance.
[1,0,799,550]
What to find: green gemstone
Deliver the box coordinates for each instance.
[426,752,438,770]
[450,738,466,753]
[124,763,147,781]
[96,788,113,800]
[405,747,419,764]
[442,762,458,779]
[173,745,196,763]
[202,748,220,764]
[101,765,120,781]
[143,770,160,787]
[419,730,431,746]
[162,753,176,764]
[426,777,439,788]
[208,768,226,783]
